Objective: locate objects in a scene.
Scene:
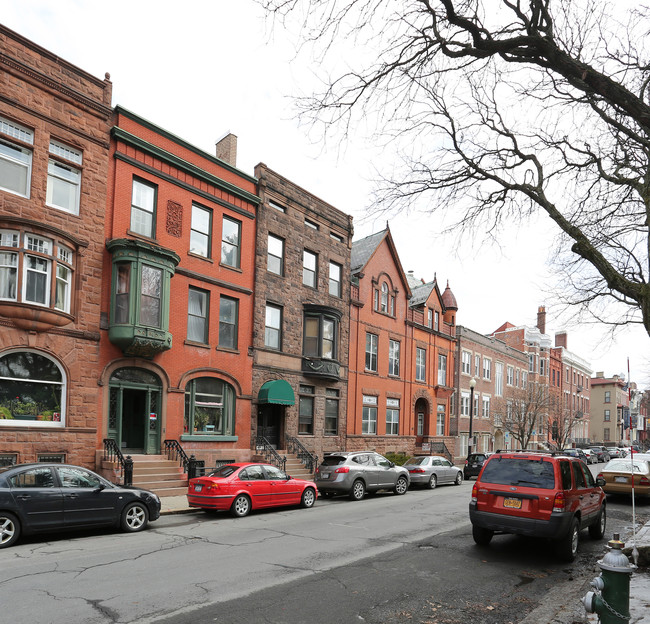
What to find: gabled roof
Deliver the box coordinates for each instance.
[410,281,436,307]
[493,321,516,334]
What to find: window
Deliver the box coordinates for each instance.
[55,246,73,312]
[528,353,537,373]
[495,362,503,397]
[0,116,33,198]
[219,296,238,349]
[461,351,471,375]
[140,265,162,327]
[325,389,339,435]
[362,395,377,434]
[427,309,433,328]
[303,250,317,287]
[365,333,378,372]
[522,371,528,388]
[482,395,490,418]
[221,216,241,268]
[114,263,130,324]
[436,404,446,435]
[604,409,611,422]
[305,218,319,230]
[46,140,82,215]
[190,203,212,258]
[184,377,235,436]
[507,365,514,386]
[460,392,470,417]
[434,311,439,331]
[416,348,426,382]
[267,234,284,275]
[329,261,342,297]
[130,178,156,237]
[483,358,491,380]
[605,391,611,403]
[438,353,447,386]
[604,427,610,441]
[303,312,338,359]
[57,466,102,489]
[540,357,547,376]
[386,399,400,435]
[264,304,282,349]
[0,351,65,426]
[417,411,424,436]
[330,231,343,243]
[388,340,400,376]
[268,199,285,213]
[474,354,480,377]
[380,282,389,312]
[299,385,314,434]
[187,287,209,343]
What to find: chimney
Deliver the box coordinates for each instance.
[555,331,567,348]
[216,133,237,167]
[537,305,546,334]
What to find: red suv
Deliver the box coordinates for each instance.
[469,451,606,561]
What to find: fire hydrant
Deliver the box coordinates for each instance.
[582,533,636,623]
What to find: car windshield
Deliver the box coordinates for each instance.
[208,465,238,478]
[480,457,556,488]
[321,455,346,467]
[405,457,429,466]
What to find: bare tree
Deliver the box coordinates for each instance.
[547,408,583,450]
[260,0,650,336]
[493,382,552,449]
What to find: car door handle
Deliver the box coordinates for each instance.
[16,494,30,500]
[66,493,78,499]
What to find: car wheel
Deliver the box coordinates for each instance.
[556,517,580,562]
[394,476,408,495]
[301,487,316,508]
[454,471,463,485]
[349,479,366,501]
[589,506,606,540]
[0,512,20,549]
[472,525,493,546]
[428,474,437,490]
[121,502,149,532]
[230,494,251,518]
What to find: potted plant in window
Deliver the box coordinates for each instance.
[193,408,210,432]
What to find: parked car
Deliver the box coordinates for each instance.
[561,448,592,464]
[0,463,161,549]
[580,448,598,464]
[469,451,606,562]
[187,463,317,517]
[598,458,650,498]
[315,451,409,500]
[618,448,628,458]
[403,456,463,488]
[606,447,622,459]
[590,446,611,463]
[463,453,491,480]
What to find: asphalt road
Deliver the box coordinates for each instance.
[1,469,647,624]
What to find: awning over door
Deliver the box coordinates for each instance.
[258,380,295,405]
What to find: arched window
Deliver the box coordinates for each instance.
[184,377,235,437]
[381,282,389,313]
[0,351,65,425]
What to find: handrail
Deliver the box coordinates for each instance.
[254,436,286,472]
[285,434,318,474]
[428,441,453,463]
[163,439,191,471]
[102,438,133,486]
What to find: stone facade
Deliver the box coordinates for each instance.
[0,25,112,466]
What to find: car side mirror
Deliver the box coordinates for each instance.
[596,477,606,487]
[286,474,291,480]
[94,483,106,492]
[389,462,395,468]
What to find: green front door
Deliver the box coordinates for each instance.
[108,368,161,454]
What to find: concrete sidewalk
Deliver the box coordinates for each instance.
[157,493,650,623]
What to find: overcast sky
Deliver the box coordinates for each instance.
[3,1,649,384]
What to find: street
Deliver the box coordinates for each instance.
[1,464,648,624]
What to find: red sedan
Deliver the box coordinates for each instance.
[187,463,318,517]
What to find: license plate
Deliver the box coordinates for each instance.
[194,484,203,492]
[320,473,330,480]
[615,476,628,483]
[503,497,522,509]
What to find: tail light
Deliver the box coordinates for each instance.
[553,491,566,512]
[335,466,350,473]
[597,473,603,480]
[639,476,650,486]
[409,468,425,473]
[471,483,478,502]
[465,459,469,466]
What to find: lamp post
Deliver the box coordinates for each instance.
[467,377,477,461]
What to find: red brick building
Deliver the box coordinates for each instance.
[98,108,259,466]
[347,228,457,457]
[251,164,353,462]
[0,25,112,466]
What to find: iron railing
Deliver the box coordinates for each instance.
[164,439,191,470]
[286,434,318,474]
[103,438,133,486]
[428,441,454,463]
[255,436,286,471]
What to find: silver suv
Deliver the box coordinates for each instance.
[315,451,410,500]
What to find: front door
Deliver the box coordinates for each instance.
[257,405,281,448]
[415,399,428,447]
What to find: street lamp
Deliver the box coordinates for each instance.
[467,377,477,461]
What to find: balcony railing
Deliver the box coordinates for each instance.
[302,357,341,380]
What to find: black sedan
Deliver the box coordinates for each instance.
[0,463,161,548]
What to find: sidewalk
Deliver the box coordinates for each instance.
[157,492,650,623]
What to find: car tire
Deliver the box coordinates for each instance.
[300,487,316,508]
[472,525,493,546]
[454,471,463,485]
[0,512,20,549]
[428,474,437,490]
[121,501,149,532]
[556,517,580,562]
[230,494,251,518]
[589,506,606,540]
[349,479,366,501]
[394,476,408,495]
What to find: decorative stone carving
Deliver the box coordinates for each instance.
[166,200,183,237]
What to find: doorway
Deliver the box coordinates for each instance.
[257,404,283,448]
[415,398,429,447]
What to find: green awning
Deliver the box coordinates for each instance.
[258,380,295,405]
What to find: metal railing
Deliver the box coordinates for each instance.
[286,434,318,474]
[103,438,133,486]
[427,441,454,463]
[255,436,286,472]
[163,439,191,470]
